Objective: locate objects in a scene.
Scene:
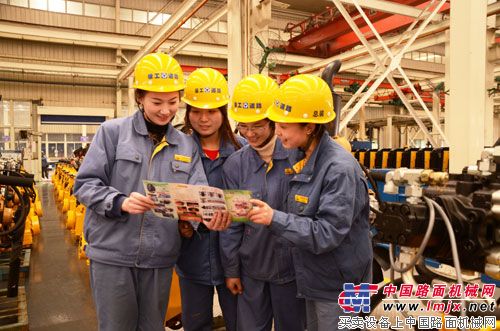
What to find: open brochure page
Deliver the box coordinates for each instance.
[223,190,252,222]
[143,181,252,222]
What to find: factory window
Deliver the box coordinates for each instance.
[66,143,76,156]
[66,0,82,15]
[0,0,8,4]
[148,11,162,25]
[191,18,202,28]
[48,143,64,159]
[162,13,171,23]
[133,9,147,23]
[219,21,227,33]
[181,18,191,29]
[100,5,114,19]
[10,0,28,7]
[29,0,47,10]
[208,21,218,32]
[48,0,65,13]
[0,102,9,126]
[120,8,132,21]
[84,3,99,17]
[47,133,65,142]
[13,101,31,128]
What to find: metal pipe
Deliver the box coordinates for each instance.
[0,77,116,88]
[0,54,124,68]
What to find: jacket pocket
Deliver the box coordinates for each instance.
[112,146,143,191]
[170,160,191,182]
[116,145,142,163]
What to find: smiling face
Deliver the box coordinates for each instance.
[237,119,273,148]
[275,122,314,149]
[188,107,223,138]
[138,91,180,126]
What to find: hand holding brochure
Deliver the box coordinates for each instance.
[144,180,252,222]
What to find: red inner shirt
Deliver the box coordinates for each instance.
[203,149,219,161]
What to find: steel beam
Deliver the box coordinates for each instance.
[169,5,227,56]
[332,0,448,147]
[286,0,427,52]
[117,0,203,82]
[330,1,450,54]
[297,28,447,75]
[339,0,440,20]
[348,0,449,146]
[0,61,119,78]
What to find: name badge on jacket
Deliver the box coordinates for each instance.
[174,154,192,163]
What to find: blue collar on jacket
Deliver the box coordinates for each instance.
[249,137,289,174]
[132,110,181,145]
[289,131,332,182]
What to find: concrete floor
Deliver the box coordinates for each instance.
[26,182,226,331]
[27,182,97,331]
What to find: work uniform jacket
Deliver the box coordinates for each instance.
[220,139,296,284]
[270,131,372,301]
[176,133,246,285]
[73,110,207,269]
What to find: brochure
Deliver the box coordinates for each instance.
[143,181,252,222]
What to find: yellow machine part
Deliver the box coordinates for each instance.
[369,151,376,169]
[78,235,88,260]
[62,198,70,213]
[23,218,32,246]
[31,215,41,235]
[358,151,365,165]
[35,200,43,217]
[410,150,417,168]
[424,150,431,169]
[74,207,85,239]
[443,149,449,172]
[165,270,182,322]
[381,151,389,168]
[395,151,403,168]
[66,210,76,230]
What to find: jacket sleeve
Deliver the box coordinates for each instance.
[73,124,125,219]
[219,157,245,278]
[269,164,365,255]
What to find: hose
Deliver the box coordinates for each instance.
[388,196,435,273]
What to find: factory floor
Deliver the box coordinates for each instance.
[26,182,225,331]
[27,182,97,331]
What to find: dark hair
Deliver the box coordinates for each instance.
[184,104,242,150]
[300,123,326,143]
[134,89,183,109]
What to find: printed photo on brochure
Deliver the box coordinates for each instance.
[143,180,252,222]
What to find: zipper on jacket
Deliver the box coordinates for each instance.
[135,139,166,266]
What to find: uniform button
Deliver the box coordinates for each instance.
[135,155,140,161]
[174,164,179,168]
[298,206,304,212]
[107,203,111,208]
